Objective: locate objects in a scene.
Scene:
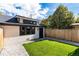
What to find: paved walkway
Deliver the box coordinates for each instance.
[0,36,33,56]
[1,36,79,56]
[45,37,79,46]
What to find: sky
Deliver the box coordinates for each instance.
[0,0,79,20]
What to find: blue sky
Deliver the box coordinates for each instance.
[40,3,79,16]
[0,2,79,19]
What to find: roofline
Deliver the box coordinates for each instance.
[71,23,79,26]
[0,22,44,27]
[15,15,38,21]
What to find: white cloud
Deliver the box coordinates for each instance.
[0,4,16,12]
[0,2,49,19]
[53,8,56,12]
[39,8,49,15]
[0,0,39,4]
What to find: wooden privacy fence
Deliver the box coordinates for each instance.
[45,29,79,42]
[0,28,3,50]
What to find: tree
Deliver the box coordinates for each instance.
[48,4,74,29]
[75,17,79,23]
[40,19,48,28]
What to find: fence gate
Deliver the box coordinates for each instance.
[39,27,43,38]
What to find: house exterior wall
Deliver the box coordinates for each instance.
[19,27,39,40]
[0,25,39,40]
[0,15,40,40]
[34,27,39,38]
[16,15,39,25]
[43,27,45,38]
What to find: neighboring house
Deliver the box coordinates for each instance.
[0,15,44,39]
[71,23,79,29]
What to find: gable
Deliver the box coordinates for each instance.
[6,17,19,23]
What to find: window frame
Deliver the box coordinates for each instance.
[20,26,35,35]
[23,20,37,25]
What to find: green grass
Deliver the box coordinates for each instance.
[23,40,79,56]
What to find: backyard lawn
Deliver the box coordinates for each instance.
[23,40,79,56]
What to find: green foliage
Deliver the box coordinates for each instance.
[40,19,48,28]
[48,5,74,29]
[75,17,79,23]
[68,48,79,56]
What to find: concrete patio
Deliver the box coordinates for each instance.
[1,36,79,56]
[0,36,33,56]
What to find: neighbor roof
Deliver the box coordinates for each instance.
[71,23,79,26]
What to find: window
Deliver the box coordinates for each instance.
[31,27,35,34]
[23,20,37,25]
[26,27,31,34]
[20,26,35,35]
[20,26,25,35]
[17,18,20,23]
[33,21,37,25]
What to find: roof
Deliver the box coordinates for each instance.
[16,15,38,21]
[6,17,19,23]
[0,15,38,23]
[0,15,13,22]
[71,23,79,26]
[0,15,43,27]
[6,15,38,23]
[0,22,44,27]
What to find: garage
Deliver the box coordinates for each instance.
[2,26,20,38]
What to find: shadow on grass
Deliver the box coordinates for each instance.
[48,39,79,47]
[68,48,79,56]
[32,39,46,42]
